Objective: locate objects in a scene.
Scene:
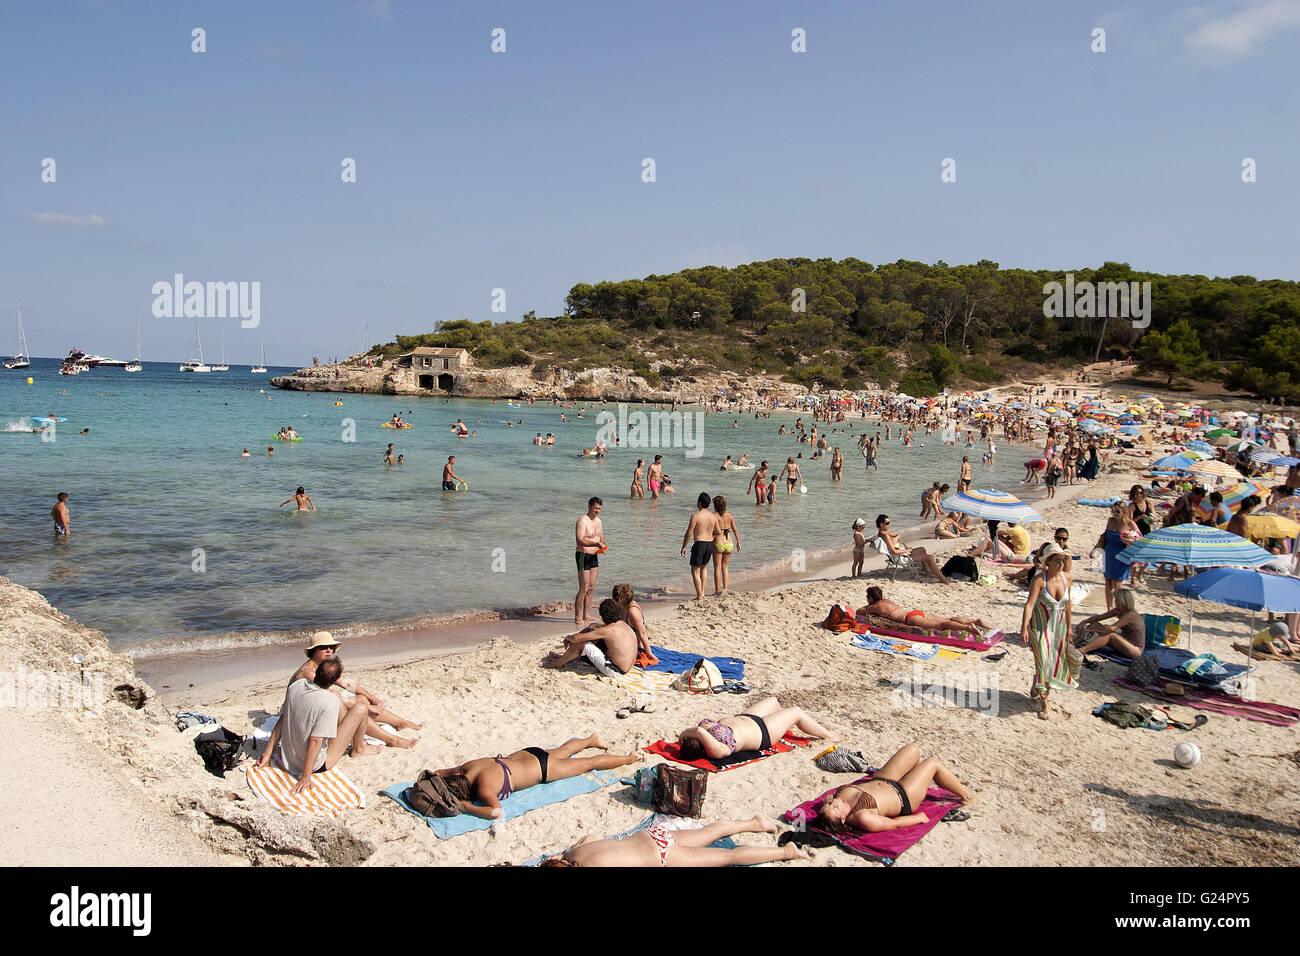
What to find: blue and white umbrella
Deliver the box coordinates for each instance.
[1117,523,1275,568]
[1185,440,1215,454]
[939,489,1041,523]
[1152,453,1195,471]
[1252,450,1300,467]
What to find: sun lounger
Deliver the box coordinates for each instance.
[783,772,962,866]
[383,768,624,838]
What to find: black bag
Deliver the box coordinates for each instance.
[194,727,246,777]
[941,555,978,581]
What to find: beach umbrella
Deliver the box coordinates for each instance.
[1252,450,1299,467]
[1246,513,1300,540]
[1185,440,1215,454]
[1116,523,1274,568]
[1262,496,1300,522]
[939,488,1041,523]
[1190,459,1245,482]
[1153,453,1195,471]
[1193,482,1269,520]
[1205,428,1235,439]
[1174,567,1300,612]
[1118,426,1143,436]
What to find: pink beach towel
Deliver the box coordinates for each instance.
[863,619,1007,652]
[1114,678,1300,727]
[783,773,961,865]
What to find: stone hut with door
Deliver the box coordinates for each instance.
[396,347,472,392]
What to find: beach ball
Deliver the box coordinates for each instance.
[259,389,264,393]
[1174,742,1201,768]
[27,377,33,385]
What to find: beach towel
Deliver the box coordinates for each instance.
[383,769,623,838]
[851,632,940,660]
[579,664,680,693]
[1231,642,1300,662]
[1079,497,1123,507]
[1093,645,1250,690]
[1115,678,1299,726]
[646,732,813,772]
[641,647,745,681]
[243,761,366,818]
[859,615,1006,651]
[519,813,739,867]
[783,773,960,866]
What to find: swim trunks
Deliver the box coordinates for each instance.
[575,550,599,571]
[689,541,714,567]
[443,480,456,490]
[649,480,662,493]
[53,522,67,535]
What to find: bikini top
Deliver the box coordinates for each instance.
[493,755,512,801]
[697,719,737,754]
[841,784,877,813]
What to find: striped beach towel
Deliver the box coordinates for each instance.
[243,761,366,817]
[579,665,679,693]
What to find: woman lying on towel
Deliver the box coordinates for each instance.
[542,816,810,867]
[677,696,842,761]
[425,734,641,819]
[815,744,976,833]
[861,586,989,638]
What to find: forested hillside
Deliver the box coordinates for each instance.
[377,258,1300,400]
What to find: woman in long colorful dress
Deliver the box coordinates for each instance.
[1019,545,1074,720]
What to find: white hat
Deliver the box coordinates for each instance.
[853,517,867,527]
[306,631,341,651]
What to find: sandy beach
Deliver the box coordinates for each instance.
[4,420,1298,866]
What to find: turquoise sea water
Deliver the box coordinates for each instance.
[1,358,1034,653]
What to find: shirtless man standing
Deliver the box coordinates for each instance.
[861,586,988,638]
[51,492,70,536]
[574,497,605,624]
[747,461,769,505]
[681,492,718,601]
[647,455,664,499]
[442,456,462,490]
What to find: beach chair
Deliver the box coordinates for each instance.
[869,535,921,582]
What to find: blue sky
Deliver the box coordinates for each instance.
[2,0,1298,364]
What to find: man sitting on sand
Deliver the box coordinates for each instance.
[860,586,989,638]
[544,598,638,673]
[257,658,374,793]
[289,632,420,749]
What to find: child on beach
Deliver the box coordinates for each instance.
[851,518,867,577]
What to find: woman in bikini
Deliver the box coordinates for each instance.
[630,460,645,499]
[428,734,641,819]
[815,744,975,833]
[711,495,741,593]
[676,697,841,761]
[543,816,809,867]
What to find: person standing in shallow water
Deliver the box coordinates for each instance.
[711,495,740,593]
[682,492,718,601]
[574,497,605,624]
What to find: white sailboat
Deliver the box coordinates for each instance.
[251,337,267,374]
[125,320,142,372]
[179,320,211,372]
[4,307,30,369]
[212,329,229,371]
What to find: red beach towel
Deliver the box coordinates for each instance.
[646,732,813,772]
[783,773,961,865]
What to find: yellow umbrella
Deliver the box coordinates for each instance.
[1246,514,1300,539]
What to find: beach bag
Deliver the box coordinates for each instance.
[652,764,708,817]
[821,603,857,632]
[194,727,246,778]
[941,555,978,581]
[633,765,659,807]
[1142,614,1181,649]
[405,769,462,818]
[1065,641,1084,684]
[673,658,724,694]
[1128,653,1160,687]
[813,746,873,774]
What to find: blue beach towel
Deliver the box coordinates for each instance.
[1092,645,1251,690]
[520,813,739,866]
[643,646,745,680]
[851,632,940,660]
[1079,497,1123,507]
[383,768,623,838]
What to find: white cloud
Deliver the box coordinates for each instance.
[1187,0,1300,57]
[28,212,108,228]
[355,0,392,22]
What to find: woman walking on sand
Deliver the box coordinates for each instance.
[711,495,740,593]
[1019,545,1075,720]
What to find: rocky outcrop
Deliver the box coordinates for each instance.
[272,360,808,404]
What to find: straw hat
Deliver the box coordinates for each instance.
[306,631,341,651]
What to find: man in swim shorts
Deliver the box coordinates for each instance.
[647,455,664,499]
[51,491,70,536]
[860,586,988,638]
[574,497,605,624]
[442,455,462,490]
[681,492,718,601]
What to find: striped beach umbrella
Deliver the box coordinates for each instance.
[1116,523,1274,567]
[1252,450,1300,467]
[939,488,1041,523]
[1189,459,1244,482]
[1193,482,1270,519]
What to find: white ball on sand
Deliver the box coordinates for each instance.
[1174,741,1201,768]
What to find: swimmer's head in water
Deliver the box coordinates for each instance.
[296,486,306,495]
[598,598,622,624]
